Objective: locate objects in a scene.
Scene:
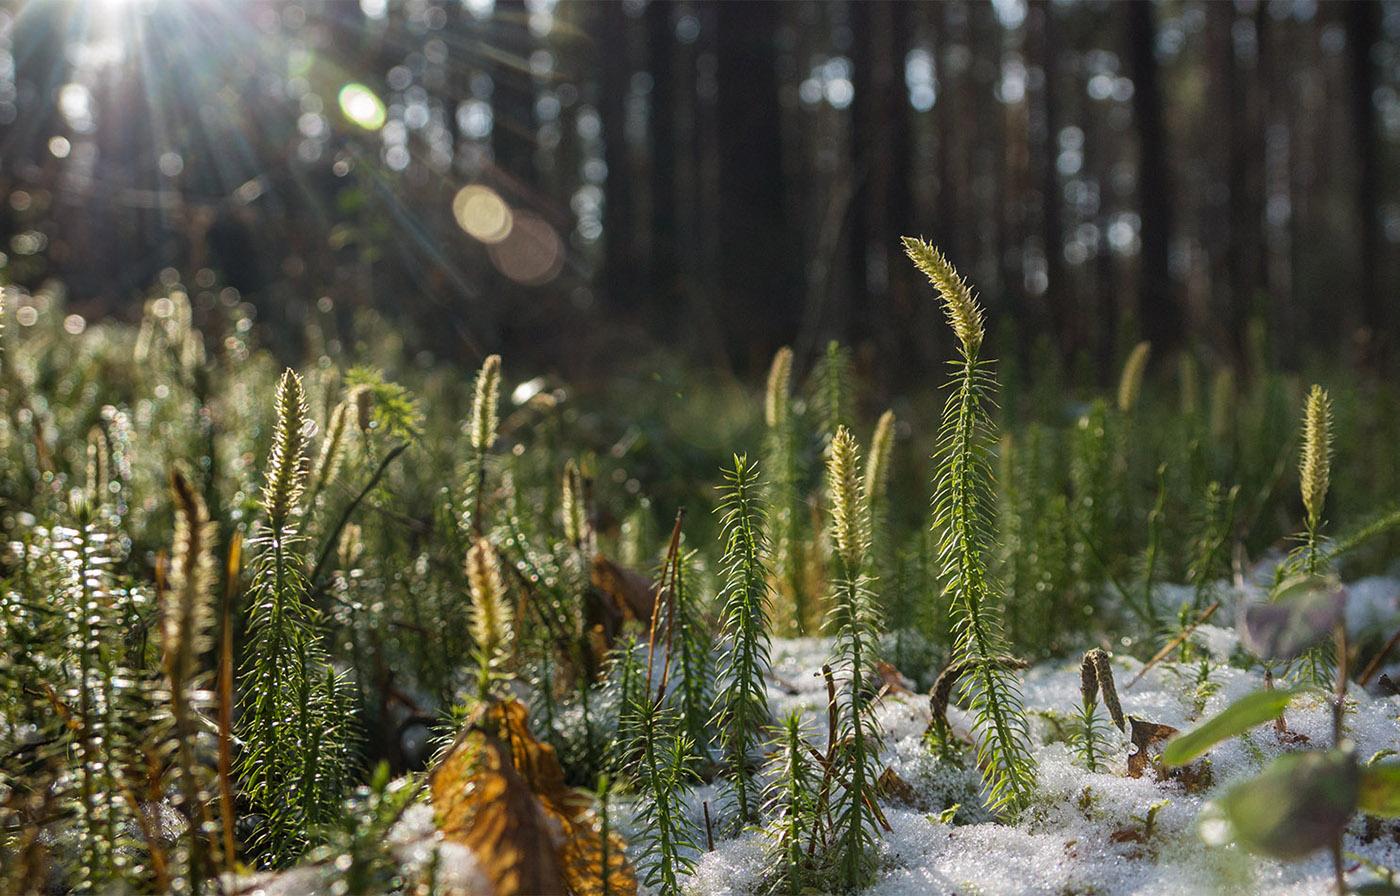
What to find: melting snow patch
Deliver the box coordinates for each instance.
[671,631,1400,895]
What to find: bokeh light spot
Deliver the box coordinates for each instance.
[63,314,86,335]
[487,211,563,286]
[338,83,386,131]
[452,185,513,244]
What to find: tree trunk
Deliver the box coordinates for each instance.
[598,2,639,317]
[1346,0,1388,370]
[1030,0,1070,358]
[711,0,798,370]
[490,0,537,186]
[849,0,913,384]
[1125,0,1181,358]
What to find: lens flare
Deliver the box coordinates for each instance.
[338,83,386,131]
[452,185,513,244]
[487,211,563,286]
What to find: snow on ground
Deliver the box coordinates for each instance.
[684,575,1400,896]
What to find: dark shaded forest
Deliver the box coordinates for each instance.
[1,0,1398,387]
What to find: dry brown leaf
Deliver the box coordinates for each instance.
[559,815,637,896]
[1164,758,1215,794]
[1126,716,1179,779]
[876,661,915,697]
[431,698,637,896]
[877,766,931,811]
[431,726,487,837]
[590,554,657,626]
[460,739,568,896]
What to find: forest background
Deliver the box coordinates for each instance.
[0,0,1397,388]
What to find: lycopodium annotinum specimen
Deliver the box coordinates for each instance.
[904,237,1036,813]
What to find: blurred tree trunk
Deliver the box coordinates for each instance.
[645,0,679,334]
[849,0,913,384]
[1029,0,1069,357]
[1207,1,1266,370]
[490,0,537,186]
[710,0,798,369]
[1346,0,1388,370]
[999,10,1030,369]
[1125,0,1181,358]
[598,3,639,317]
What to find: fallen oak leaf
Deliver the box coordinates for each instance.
[559,812,637,896]
[590,554,657,628]
[460,739,569,896]
[877,766,932,811]
[1127,716,1179,779]
[430,698,637,896]
[876,661,916,698]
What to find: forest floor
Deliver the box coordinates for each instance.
[311,571,1400,896]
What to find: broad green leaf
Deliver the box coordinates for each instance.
[1200,749,1358,859]
[1241,574,1346,661]
[1161,688,1301,767]
[1359,762,1400,817]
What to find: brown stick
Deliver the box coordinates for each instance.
[218,533,243,874]
[1124,601,1220,691]
[646,508,686,696]
[1358,622,1400,687]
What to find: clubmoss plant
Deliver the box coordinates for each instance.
[668,547,716,764]
[57,507,149,889]
[1075,648,1126,775]
[1179,354,1199,416]
[162,467,219,888]
[824,425,885,891]
[1183,481,1238,626]
[461,354,501,537]
[632,687,701,896]
[1073,650,1115,772]
[630,517,703,894]
[562,457,588,551]
[1117,341,1151,414]
[904,236,1036,814]
[763,346,807,635]
[713,454,774,829]
[1285,384,1336,687]
[864,409,897,578]
[601,633,647,777]
[1070,400,1122,583]
[812,340,854,441]
[308,397,351,510]
[238,369,354,867]
[466,536,514,702]
[762,709,823,895]
[1298,384,1333,576]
